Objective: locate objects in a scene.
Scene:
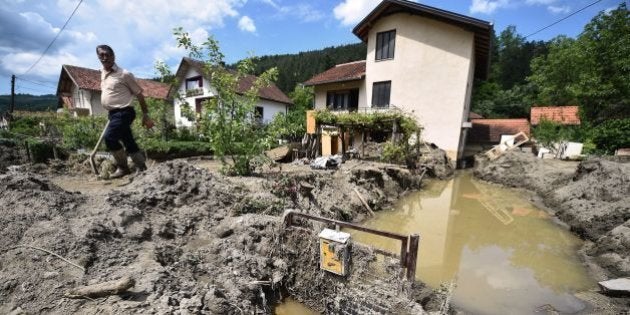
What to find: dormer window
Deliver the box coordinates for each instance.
[185,76,203,96]
[376,30,396,60]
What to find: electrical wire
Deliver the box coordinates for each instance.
[16,84,53,93]
[524,0,604,39]
[21,0,84,75]
[16,76,57,89]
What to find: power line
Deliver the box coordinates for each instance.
[16,84,54,93]
[524,0,604,39]
[16,76,57,89]
[21,0,84,75]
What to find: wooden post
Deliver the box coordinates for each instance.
[340,127,346,156]
[362,129,366,158]
[315,124,321,157]
[406,234,420,280]
[391,120,399,143]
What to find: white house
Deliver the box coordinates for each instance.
[56,65,170,116]
[305,0,493,165]
[172,57,293,127]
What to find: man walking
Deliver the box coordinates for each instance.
[97,44,153,178]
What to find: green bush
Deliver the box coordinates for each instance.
[26,139,54,163]
[8,116,43,137]
[140,138,212,157]
[58,115,108,150]
[591,118,630,154]
[381,142,406,164]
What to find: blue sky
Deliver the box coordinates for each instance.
[0,0,624,95]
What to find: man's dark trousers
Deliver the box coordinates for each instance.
[105,107,139,154]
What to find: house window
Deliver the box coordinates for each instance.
[254,106,264,124]
[326,89,359,111]
[376,30,396,60]
[185,76,203,96]
[372,81,391,108]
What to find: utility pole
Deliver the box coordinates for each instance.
[10,74,15,114]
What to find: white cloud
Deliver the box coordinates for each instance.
[333,0,381,26]
[258,0,279,9]
[548,5,570,14]
[469,0,509,14]
[238,16,256,33]
[278,4,325,22]
[1,51,81,78]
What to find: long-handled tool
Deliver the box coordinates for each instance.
[89,120,110,176]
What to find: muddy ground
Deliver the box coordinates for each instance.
[475,151,630,310]
[0,144,447,314]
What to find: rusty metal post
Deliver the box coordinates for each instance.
[406,234,420,280]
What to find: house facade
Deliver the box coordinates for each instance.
[172,57,293,128]
[56,65,170,116]
[305,0,493,165]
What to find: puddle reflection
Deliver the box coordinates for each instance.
[350,171,596,315]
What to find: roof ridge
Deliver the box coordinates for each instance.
[335,60,366,67]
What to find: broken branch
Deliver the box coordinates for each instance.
[10,245,85,273]
[64,276,135,299]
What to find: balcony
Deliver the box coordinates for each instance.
[185,88,203,97]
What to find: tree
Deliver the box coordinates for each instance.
[173,27,279,175]
[528,3,630,124]
[472,26,547,118]
[575,3,630,123]
[528,36,581,105]
[265,85,313,144]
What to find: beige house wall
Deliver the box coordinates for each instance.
[365,13,475,162]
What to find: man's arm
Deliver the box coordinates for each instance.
[136,93,153,129]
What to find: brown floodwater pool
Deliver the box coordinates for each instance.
[349,171,597,314]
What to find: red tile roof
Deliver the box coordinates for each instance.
[468,119,530,143]
[530,106,580,125]
[469,111,483,119]
[61,65,170,99]
[304,61,366,86]
[237,74,293,105]
[175,57,292,105]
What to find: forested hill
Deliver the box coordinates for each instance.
[0,94,57,113]
[250,42,366,93]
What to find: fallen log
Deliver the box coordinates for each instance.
[64,276,135,299]
[353,188,375,217]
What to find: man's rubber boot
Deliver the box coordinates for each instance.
[130,151,147,172]
[110,149,130,179]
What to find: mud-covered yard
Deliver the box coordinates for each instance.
[0,150,443,314]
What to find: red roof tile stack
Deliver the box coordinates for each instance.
[468,118,530,143]
[304,61,366,86]
[530,106,580,125]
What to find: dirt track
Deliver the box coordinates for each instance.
[474,151,630,309]
[0,154,441,314]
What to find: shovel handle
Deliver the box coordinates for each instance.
[90,120,110,157]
